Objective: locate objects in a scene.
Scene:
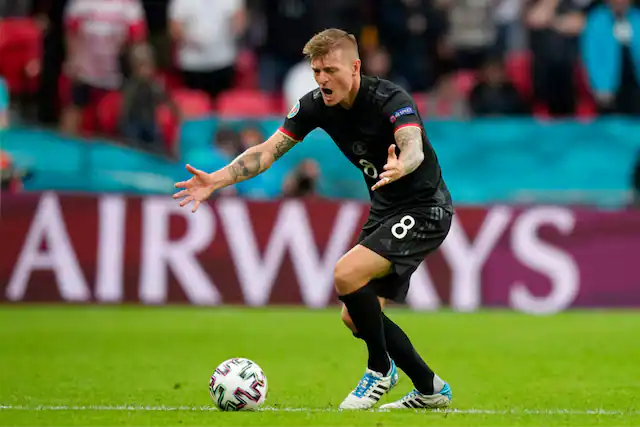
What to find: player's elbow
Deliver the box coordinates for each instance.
[409,149,425,169]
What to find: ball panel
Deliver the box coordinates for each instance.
[209,358,268,411]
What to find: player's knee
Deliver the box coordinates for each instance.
[333,259,357,294]
[340,306,357,333]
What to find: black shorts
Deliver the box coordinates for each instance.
[181,66,235,99]
[357,206,452,303]
[70,81,109,108]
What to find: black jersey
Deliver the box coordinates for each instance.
[279,75,453,220]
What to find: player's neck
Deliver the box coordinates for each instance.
[339,75,362,109]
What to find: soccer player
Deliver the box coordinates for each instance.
[173,28,454,410]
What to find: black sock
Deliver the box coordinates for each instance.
[339,286,390,375]
[381,313,436,395]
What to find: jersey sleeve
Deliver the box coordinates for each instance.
[382,90,423,133]
[278,91,319,142]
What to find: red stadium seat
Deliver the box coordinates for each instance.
[411,93,429,117]
[0,18,43,95]
[96,91,124,135]
[453,71,477,97]
[271,92,286,115]
[234,49,259,90]
[171,89,213,117]
[576,98,597,119]
[156,105,179,154]
[155,89,212,154]
[505,51,533,99]
[575,64,593,100]
[215,89,277,117]
[157,70,183,93]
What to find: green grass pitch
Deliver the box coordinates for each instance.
[0,306,639,426]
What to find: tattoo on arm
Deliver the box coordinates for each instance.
[226,133,298,184]
[273,133,298,161]
[228,152,264,182]
[395,126,425,175]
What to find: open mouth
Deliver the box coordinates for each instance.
[321,88,333,96]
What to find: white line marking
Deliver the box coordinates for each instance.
[0,405,636,415]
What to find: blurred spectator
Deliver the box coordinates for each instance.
[119,44,181,152]
[0,76,8,129]
[362,46,411,88]
[239,124,264,151]
[311,0,363,37]
[0,150,31,193]
[469,57,530,116]
[168,0,246,100]
[374,0,448,92]
[495,0,526,55]
[0,0,32,17]
[424,73,469,119]
[525,0,586,116]
[283,60,317,110]
[363,47,391,79]
[61,0,147,135]
[582,0,640,115]
[282,159,321,198]
[441,0,498,70]
[256,0,362,92]
[213,126,243,158]
[258,0,315,93]
[35,0,71,125]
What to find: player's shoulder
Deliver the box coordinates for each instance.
[301,87,324,105]
[287,88,323,117]
[363,75,416,109]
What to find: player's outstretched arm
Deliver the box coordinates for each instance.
[372,126,424,191]
[173,131,298,212]
[223,130,297,184]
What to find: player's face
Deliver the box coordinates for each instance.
[311,49,359,107]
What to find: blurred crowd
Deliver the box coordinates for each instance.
[2,0,640,199]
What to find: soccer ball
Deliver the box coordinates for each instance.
[209,358,268,411]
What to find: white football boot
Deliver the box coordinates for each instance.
[339,359,398,410]
[379,380,452,410]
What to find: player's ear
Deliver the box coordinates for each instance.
[353,59,361,76]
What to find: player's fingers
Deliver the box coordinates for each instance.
[387,144,397,159]
[185,164,204,176]
[180,196,194,207]
[173,189,189,199]
[371,177,391,191]
[174,180,188,189]
[371,181,386,191]
[192,200,201,213]
[378,170,398,180]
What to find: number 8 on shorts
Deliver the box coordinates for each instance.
[391,215,416,239]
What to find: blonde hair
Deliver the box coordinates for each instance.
[302,28,359,60]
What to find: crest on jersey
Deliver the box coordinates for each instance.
[389,106,414,123]
[352,141,367,156]
[287,101,300,119]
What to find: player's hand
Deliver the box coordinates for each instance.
[371,144,404,191]
[173,164,216,213]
